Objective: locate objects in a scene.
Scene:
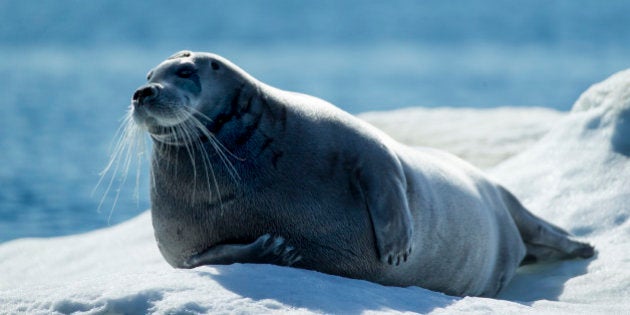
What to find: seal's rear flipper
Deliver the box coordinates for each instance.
[499,186,595,265]
[521,241,595,265]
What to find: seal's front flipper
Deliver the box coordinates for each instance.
[359,148,413,266]
[182,234,301,268]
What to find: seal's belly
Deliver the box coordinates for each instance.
[390,149,525,295]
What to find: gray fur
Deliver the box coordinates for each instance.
[130,51,594,297]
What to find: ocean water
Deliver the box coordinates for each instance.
[1,0,630,242]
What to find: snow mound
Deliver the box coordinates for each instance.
[571,68,630,156]
[491,69,630,310]
[1,71,630,314]
[360,107,563,168]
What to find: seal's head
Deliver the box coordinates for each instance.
[131,51,252,143]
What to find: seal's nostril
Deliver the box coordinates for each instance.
[133,85,158,104]
[132,89,142,101]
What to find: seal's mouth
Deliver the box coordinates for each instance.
[137,112,213,146]
[146,125,171,136]
[131,96,194,131]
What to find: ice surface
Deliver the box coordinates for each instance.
[1,70,629,314]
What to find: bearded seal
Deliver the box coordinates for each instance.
[129,50,594,297]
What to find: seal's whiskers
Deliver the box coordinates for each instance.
[95,108,148,221]
[180,111,227,206]
[187,107,242,180]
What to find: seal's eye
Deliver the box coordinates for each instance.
[211,61,220,70]
[176,67,196,79]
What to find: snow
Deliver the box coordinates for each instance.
[1,70,629,314]
[360,106,564,169]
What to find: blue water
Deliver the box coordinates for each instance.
[2,0,630,242]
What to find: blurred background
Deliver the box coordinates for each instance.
[1,0,630,242]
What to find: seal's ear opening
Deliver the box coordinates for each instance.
[211,61,220,70]
[168,50,192,60]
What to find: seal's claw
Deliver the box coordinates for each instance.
[381,243,413,265]
[281,246,302,266]
[287,250,302,266]
[376,222,413,266]
[257,234,273,248]
[272,237,286,255]
[255,234,300,267]
[289,255,302,266]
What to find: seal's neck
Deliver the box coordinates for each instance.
[150,138,240,205]
[150,83,290,192]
